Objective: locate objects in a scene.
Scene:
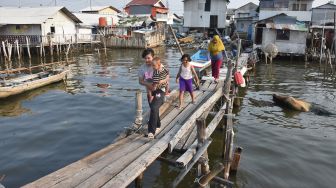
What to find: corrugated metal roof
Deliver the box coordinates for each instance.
[266,23,308,31]
[80,6,121,13]
[0,6,81,25]
[126,0,164,7]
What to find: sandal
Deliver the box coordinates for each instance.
[148,133,154,139]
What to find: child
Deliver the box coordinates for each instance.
[176,54,200,109]
[147,57,169,138]
[150,57,169,102]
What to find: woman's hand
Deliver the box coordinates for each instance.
[176,78,179,83]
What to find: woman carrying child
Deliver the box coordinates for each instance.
[176,54,199,109]
[147,57,169,138]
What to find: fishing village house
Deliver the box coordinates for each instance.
[310,2,336,50]
[258,0,313,23]
[234,2,259,40]
[124,0,169,18]
[74,6,121,41]
[183,0,228,35]
[254,13,308,56]
[0,6,82,46]
[103,0,169,49]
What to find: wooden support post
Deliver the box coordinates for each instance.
[26,37,31,59]
[134,90,143,127]
[230,147,243,175]
[196,162,225,188]
[236,39,241,68]
[15,40,20,60]
[2,41,8,60]
[7,42,12,61]
[134,172,143,188]
[196,118,210,177]
[168,25,183,56]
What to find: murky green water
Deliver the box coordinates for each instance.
[0,49,335,188]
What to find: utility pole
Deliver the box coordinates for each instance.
[19,0,21,7]
[90,0,92,10]
[54,0,57,6]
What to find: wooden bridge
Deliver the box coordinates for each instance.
[23,51,250,188]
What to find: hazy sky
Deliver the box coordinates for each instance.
[0,0,332,15]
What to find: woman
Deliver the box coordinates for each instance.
[208,35,225,82]
[138,48,155,103]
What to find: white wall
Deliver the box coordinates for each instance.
[184,0,227,28]
[262,28,307,54]
[259,10,312,22]
[42,10,77,36]
[312,8,336,25]
[0,24,41,35]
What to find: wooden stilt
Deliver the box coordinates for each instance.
[197,162,225,188]
[15,40,20,60]
[196,118,210,178]
[134,172,143,188]
[2,41,8,60]
[134,90,143,126]
[25,37,31,59]
[230,147,243,175]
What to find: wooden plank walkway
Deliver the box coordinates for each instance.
[24,50,251,188]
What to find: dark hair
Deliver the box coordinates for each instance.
[142,48,155,58]
[180,54,191,62]
[152,57,161,65]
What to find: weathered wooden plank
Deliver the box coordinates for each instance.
[174,123,194,151]
[176,103,227,167]
[100,83,214,187]
[23,134,142,188]
[168,86,224,152]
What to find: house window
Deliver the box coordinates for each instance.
[276,30,290,40]
[50,26,55,33]
[210,15,218,28]
[205,0,211,12]
[300,4,307,11]
[16,25,21,30]
[292,4,299,11]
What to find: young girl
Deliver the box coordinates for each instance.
[176,54,200,109]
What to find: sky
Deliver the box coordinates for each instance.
[0,0,332,15]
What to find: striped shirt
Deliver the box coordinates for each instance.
[153,65,169,91]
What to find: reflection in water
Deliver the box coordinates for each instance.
[0,82,66,117]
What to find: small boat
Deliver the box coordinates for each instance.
[0,70,69,98]
[190,49,211,71]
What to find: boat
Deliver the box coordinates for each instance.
[0,69,69,98]
[190,49,211,72]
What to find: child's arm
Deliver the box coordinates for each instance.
[191,66,200,84]
[175,65,182,83]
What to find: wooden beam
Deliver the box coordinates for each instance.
[168,87,223,152]
[197,162,224,188]
[176,103,227,167]
[172,139,212,188]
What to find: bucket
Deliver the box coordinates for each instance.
[99,17,107,27]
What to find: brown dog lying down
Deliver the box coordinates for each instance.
[272,94,334,116]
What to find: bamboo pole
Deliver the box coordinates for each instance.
[168,25,183,55]
[0,61,75,74]
[7,42,12,61]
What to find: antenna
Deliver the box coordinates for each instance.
[19,0,21,7]
[90,0,92,10]
[55,0,57,6]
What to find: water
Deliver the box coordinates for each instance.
[0,50,335,188]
